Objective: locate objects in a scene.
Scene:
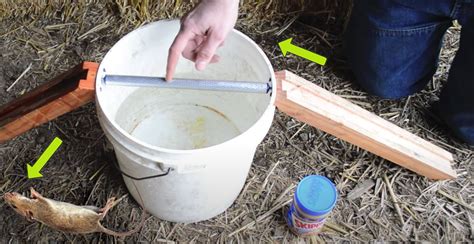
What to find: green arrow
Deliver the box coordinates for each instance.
[27,137,62,179]
[278,38,327,65]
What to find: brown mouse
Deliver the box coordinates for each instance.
[3,188,146,237]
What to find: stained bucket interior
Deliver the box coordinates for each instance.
[96,20,274,150]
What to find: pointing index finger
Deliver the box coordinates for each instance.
[166,29,193,81]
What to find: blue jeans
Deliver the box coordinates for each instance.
[345,0,474,145]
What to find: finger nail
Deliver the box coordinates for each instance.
[196,61,206,71]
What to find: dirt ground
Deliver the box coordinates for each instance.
[1,1,473,243]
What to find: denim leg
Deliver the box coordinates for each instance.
[345,0,452,99]
[437,8,474,144]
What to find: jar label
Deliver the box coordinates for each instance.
[286,204,326,236]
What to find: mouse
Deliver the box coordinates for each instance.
[3,187,146,237]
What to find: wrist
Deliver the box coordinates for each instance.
[201,0,239,7]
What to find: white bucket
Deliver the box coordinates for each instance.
[95,20,276,223]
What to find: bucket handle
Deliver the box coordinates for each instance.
[111,157,171,180]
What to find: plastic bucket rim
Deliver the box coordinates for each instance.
[95,19,276,156]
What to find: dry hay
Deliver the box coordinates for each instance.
[0,0,351,24]
[0,0,473,243]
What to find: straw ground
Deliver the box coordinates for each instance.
[0,1,472,242]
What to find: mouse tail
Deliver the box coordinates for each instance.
[99,209,147,237]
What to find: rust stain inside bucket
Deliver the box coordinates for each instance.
[115,88,243,150]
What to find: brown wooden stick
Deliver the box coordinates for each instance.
[275,70,456,180]
[0,62,98,143]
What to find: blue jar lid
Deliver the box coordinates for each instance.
[295,175,337,217]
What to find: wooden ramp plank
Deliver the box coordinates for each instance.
[0,62,98,143]
[275,70,456,180]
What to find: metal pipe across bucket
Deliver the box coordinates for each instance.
[103,74,272,94]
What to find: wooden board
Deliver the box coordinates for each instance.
[0,62,98,143]
[275,70,456,180]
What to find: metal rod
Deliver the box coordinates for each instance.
[103,74,271,94]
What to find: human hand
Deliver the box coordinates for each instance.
[166,0,239,81]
